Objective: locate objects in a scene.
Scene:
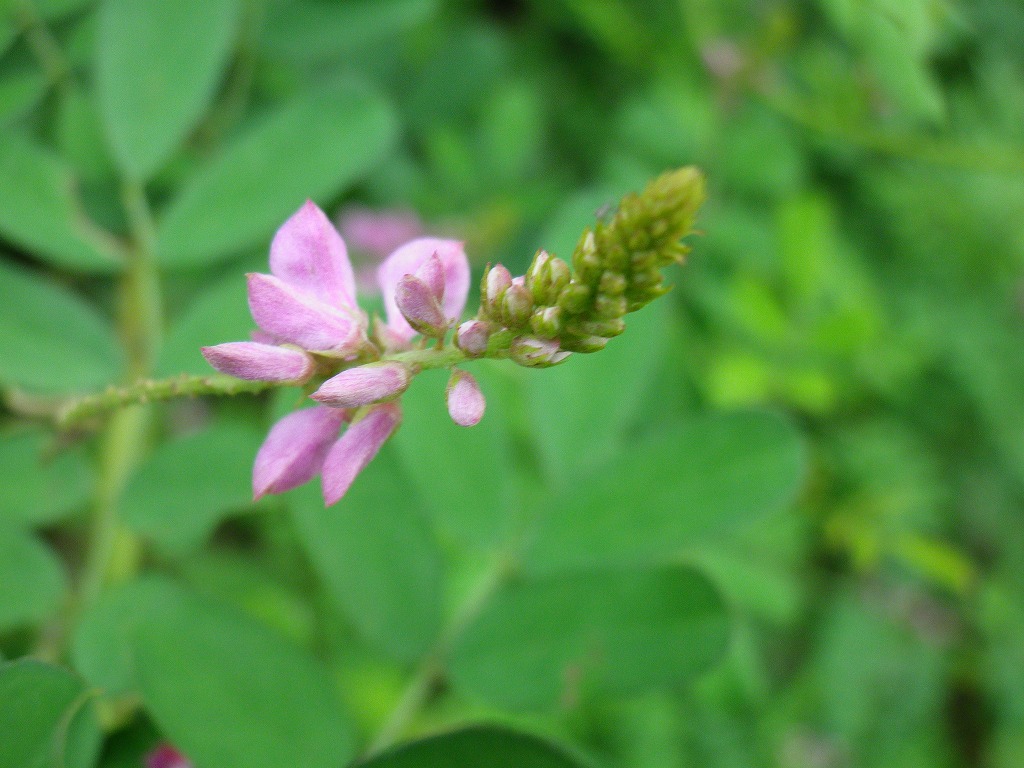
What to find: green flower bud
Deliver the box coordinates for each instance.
[501,282,534,329]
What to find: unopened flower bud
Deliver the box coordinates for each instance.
[546,257,571,298]
[483,264,513,313]
[413,252,446,301]
[201,342,314,383]
[559,334,608,353]
[395,274,447,337]
[311,362,411,408]
[529,306,562,339]
[501,283,534,329]
[593,294,628,320]
[558,283,590,314]
[598,271,627,296]
[509,336,570,367]
[525,250,552,302]
[446,369,485,427]
[455,320,491,357]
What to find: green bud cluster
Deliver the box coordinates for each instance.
[477,167,705,365]
[554,166,705,352]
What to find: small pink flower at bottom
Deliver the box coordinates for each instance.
[253,406,347,501]
[145,744,192,768]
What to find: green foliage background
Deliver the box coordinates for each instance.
[1,0,1023,766]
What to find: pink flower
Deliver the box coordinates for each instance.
[377,238,469,345]
[203,200,471,505]
[446,369,485,427]
[145,744,192,768]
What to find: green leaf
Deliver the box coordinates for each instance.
[96,0,241,179]
[156,81,398,268]
[391,365,514,548]
[71,577,181,697]
[0,259,122,392]
[261,0,437,61]
[0,66,48,126]
[357,726,587,767]
[450,567,729,710]
[54,84,117,181]
[526,299,671,483]
[0,134,121,271]
[525,411,805,574]
[290,448,443,661]
[121,421,264,553]
[0,428,92,526]
[0,525,66,629]
[156,262,258,377]
[135,583,355,768]
[0,659,102,768]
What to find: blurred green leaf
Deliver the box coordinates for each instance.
[392,365,514,548]
[450,566,728,710]
[96,0,240,179]
[525,411,805,573]
[54,84,116,181]
[156,265,256,377]
[526,299,671,483]
[121,421,264,553]
[0,66,47,125]
[261,0,437,61]
[0,428,91,526]
[358,726,587,767]
[0,259,122,392]
[155,81,398,268]
[135,583,355,768]
[0,524,66,629]
[71,577,181,697]
[0,134,121,271]
[32,0,94,21]
[290,449,444,661]
[0,659,102,768]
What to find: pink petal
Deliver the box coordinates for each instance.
[247,273,366,356]
[253,406,345,500]
[269,200,357,308]
[446,369,485,426]
[311,362,411,409]
[322,403,401,505]
[201,342,314,382]
[377,238,469,343]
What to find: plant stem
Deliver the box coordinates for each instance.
[73,182,162,621]
[365,551,513,756]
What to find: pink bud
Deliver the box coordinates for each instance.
[455,320,490,357]
[485,264,513,306]
[252,406,345,500]
[378,238,469,344]
[395,275,447,337]
[413,252,446,300]
[311,362,411,408]
[246,273,366,356]
[201,342,314,382]
[322,403,401,505]
[446,369,485,427]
